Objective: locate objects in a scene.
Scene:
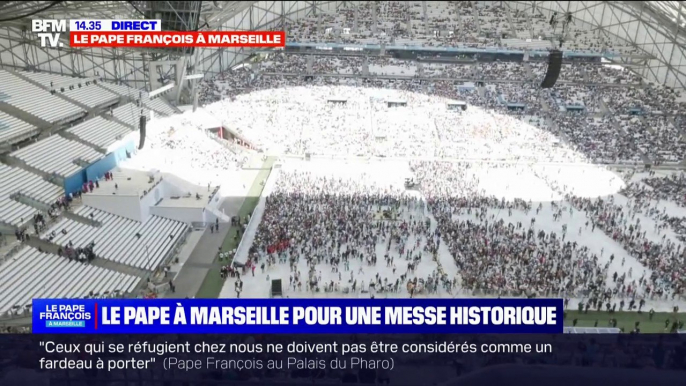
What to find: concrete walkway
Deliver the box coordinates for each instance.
[163,162,268,298]
[163,224,231,298]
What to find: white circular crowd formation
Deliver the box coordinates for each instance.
[205,85,586,163]
[199,52,685,165]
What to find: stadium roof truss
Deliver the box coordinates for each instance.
[1,1,683,93]
[509,1,686,88]
[0,0,340,100]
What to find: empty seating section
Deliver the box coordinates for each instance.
[0,199,36,228]
[98,82,147,100]
[0,111,39,145]
[22,71,119,108]
[0,164,62,205]
[144,98,178,117]
[63,85,118,108]
[111,103,148,127]
[21,71,74,87]
[43,206,188,270]
[0,246,139,315]
[67,117,131,149]
[11,135,103,177]
[0,71,84,123]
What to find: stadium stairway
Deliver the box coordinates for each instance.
[524,7,535,39]
[666,116,686,142]
[638,115,656,135]
[598,98,611,115]
[504,3,517,37]
[612,118,651,164]
[10,192,50,212]
[22,235,58,255]
[473,5,483,36]
[22,235,148,278]
[61,209,102,228]
[10,70,91,112]
[523,62,534,81]
[0,220,17,235]
[580,66,591,83]
[538,92,551,113]
[543,116,575,148]
[477,84,486,98]
[103,112,136,130]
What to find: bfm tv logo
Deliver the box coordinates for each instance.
[32,20,66,48]
[39,303,92,328]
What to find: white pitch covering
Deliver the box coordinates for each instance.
[0,71,84,123]
[0,246,139,315]
[11,135,103,177]
[67,116,131,149]
[0,111,38,145]
[42,206,189,270]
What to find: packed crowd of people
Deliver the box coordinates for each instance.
[197,49,685,164]
[231,156,685,315]
[203,83,599,161]
[188,2,686,321]
[533,166,686,301]
[283,1,640,54]
[246,166,459,298]
[636,172,686,208]
[413,161,610,298]
[550,115,643,163]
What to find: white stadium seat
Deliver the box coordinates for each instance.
[0,247,140,315]
[42,206,189,271]
[11,135,103,177]
[21,71,119,108]
[67,116,132,149]
[0,111,39,145]
[0,70,84,123]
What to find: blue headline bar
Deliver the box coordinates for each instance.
[32,298,564,334]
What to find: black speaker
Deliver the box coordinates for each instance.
[138,116,146,150]
[540,50,563,88]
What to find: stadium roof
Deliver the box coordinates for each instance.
[1,1,685,90]
[646,1,686,29]
[0,1,139,22]
[0,1,256,30]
